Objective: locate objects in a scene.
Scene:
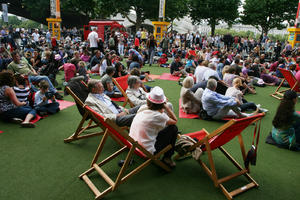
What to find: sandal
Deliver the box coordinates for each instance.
[20,122,35,128]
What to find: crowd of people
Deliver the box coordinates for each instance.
[1,24,300,167]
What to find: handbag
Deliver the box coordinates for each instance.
[244,119,261,169]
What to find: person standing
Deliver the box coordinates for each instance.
[87,28,99,55]
[146,35,157,66]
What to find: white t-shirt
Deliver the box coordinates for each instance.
[225,87,243,103]
[194,66,209,83]
[203,68,220,81]
[87,31,98,48]
[129,108,169,154]
[32,32,40,42]
[99,59,108,76]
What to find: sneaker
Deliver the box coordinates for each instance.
[54,92,63,100]
[11,118,23,124]
[259,108,269,113]
[162,157,176,168]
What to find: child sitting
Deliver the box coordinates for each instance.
[77,61,89,82]
[13,75,31,106]
[34,80,60,116]
[158,53,169,68]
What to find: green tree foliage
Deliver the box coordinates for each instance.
[165,0,189,22]
[98,0,188,32]
[241,0,298,34]
[188,0,240,36]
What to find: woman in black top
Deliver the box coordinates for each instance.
[146,35,157,66]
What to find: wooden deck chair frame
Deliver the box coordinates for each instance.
[112,75,135,108]
[79,105,172,200]
[176,113,265,200]
[63,86,104,143]
[271,68,300,100]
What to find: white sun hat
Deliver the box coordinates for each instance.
[146,86,166,104]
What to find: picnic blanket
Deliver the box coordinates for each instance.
[159,73,180,81]
[31,100,75,124]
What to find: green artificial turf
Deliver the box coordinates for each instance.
[0,64,300,200]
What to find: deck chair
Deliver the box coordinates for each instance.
[176,113,265,200]
[63,81,104,143]
[112,75,135,108]
[79,105,172,199]
[271,68,300,99]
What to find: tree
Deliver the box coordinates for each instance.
[99,0,188,32]
[241,0,298,34]
[188,0,240,36]
[2,0,104,27]
[165,0,189,22]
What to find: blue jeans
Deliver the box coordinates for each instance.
[0,106,36,121]
[28,75,57,93]
[240,102,257,112]
[35,102,60,115]
[148,47,155,65]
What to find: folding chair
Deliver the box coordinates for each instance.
[176,113,265,200]
[271,68,300,100]
[63,82,104,143]
[112,75,135,108]
[79,105,172,199]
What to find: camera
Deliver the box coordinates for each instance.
[45,91,54,99]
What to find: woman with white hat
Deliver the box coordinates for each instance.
[129,86,178,168]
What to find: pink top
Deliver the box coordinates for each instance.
[63,63,76,82]
[80,55,90,62]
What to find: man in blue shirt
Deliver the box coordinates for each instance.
[202,79,258,120]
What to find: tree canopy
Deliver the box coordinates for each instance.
[188,0,240,36]
[241,0,298,34]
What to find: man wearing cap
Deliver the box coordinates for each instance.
[129,86,178,168]
[85,79,140,127]
[7,51,63,100]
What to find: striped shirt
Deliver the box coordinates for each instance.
[13,86,30,103]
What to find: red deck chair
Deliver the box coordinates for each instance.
[271,68,300,99]
[79,105,172,199]
[63,82,104,143]
[176,113,265,200]
[112,75,134,107]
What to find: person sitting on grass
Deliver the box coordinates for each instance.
[7,51,63,100]
[0,71,36,127]
[272,90,300,150]
[129,86,178,168]
[34,80,60,116]
[180,76,203,114]
[170,54,187,77]
[13,74,31,106]
[202,78,259,120]
[225,78,268,112]
[185,55,197,73]
[158,53,169,68]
